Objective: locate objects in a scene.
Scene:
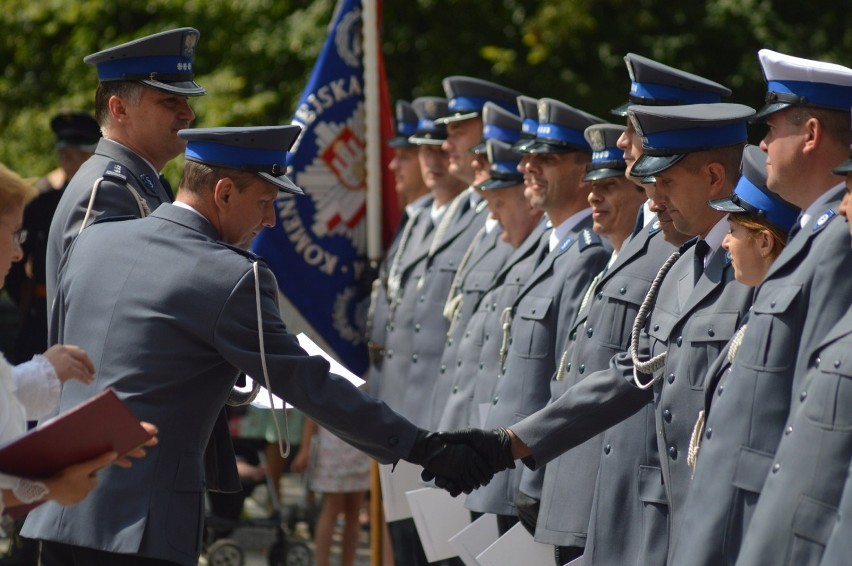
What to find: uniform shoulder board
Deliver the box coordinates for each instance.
[811,209,837,233]
[216,240,267,264]
[577,229,603,251]
[475,199,489,214]
[678,236,699,254]
[138,173,159,197]
[103,161,129,182]
[90,214,137,226]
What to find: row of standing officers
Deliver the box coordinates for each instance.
[367,47,852,566]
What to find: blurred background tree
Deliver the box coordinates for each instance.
[1,0,850,182]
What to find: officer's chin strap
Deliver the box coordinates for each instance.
[253,260,290,459]
[630,250,681,390]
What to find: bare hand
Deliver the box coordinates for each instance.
[44,450,117,505]
[114,421,159,468]
[42,344,95,385]
[290,444,310,473]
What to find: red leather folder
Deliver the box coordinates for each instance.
[0,387,152,479]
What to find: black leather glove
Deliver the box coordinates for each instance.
[407,430,494,497]
[435,428,516,475]
[514,490,540,536]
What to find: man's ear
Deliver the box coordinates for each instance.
[705,161,728,199]
[213,177,234,208]
[107,95,127,123]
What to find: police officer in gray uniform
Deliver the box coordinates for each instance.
[435,138,545,433]
[464,98,611,535]
[23,126,494,566]
[671,51,852,566]
[441,103,756,565]
[583,54,732,566]
[46,28,206,306]
[524,124,666,565]
[428,103,521,429]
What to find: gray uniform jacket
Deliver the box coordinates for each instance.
[439,219,548,432]
[428,226,513,429]
[22,205,420,565]
[531,223,674,550]
[46,138,173,307]
[820,453,852,565]
[510,235,753,562]
[673,190,852,566]
[466,215,610,516]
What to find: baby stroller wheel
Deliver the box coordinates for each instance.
[267,540,312,566]
[207,538,245,566]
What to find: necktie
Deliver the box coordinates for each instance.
[788,213,804,241]
[693,240,710,286]
[629,207,645,240]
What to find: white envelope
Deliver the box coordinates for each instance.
[407,487,470,562]
[476,522,553,566]
[449,513,499,566]
[377,460,422,521]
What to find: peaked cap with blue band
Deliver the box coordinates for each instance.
[178,126,303,195]
[434,76,521,125]
[471,102,523,155]
[754,49,852,120]
[408,96,449,146]
[477,139,524,191]
[84,28,206,97]
[524,98,606,154]
[514,95,539,152]
[388,100,418,148]
[583,124,628,181]
[709,144,799,232]
[628,103,755,178]
[611,53,731,116]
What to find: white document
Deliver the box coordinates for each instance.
[378,460,422,521]
[565,554,585,566]
[449,513,499,566]
[239,332,365,409]
[476,522,553,566]
[407,487,470,562]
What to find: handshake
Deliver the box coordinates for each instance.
[406,427,517,497]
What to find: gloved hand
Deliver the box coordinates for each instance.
[435,428,517,476]
[407,430,495,497]
[514,490,540,536]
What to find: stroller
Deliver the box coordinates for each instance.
[202,438,314,566]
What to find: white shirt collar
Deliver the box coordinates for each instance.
[173,200,206,219]
[700,215,730,268]
[405,193,432,217]
[549,208,593,252]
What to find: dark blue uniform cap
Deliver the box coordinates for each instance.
[611,53,731,116]
[709,144,799,232]
[408,97,449,146]
[435,76,521,125]
[754,49,852,120]
[629,103,754,178]
[178,126,303,195]
[524,98,606,154]
[470,102,523,154]
[477,139,524,191]
[84,28,206,97]
[388,100,418,148]
[513,95,539,152]
[583,124,628,181]
[50,110,101,150]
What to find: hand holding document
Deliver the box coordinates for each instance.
[235,332,366,409]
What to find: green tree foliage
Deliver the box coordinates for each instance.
[2,0,851,180]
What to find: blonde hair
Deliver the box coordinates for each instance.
[0,162,37,214]
[729,211,788,261]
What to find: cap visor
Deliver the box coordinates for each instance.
[469,141,487,154]
[630,153,686,178]
[752,101,791,122]
[434,111,480,126]
[525,141,578,154]
[141,79,207,97]
[583,167,627,182]
[258,172,304,195]
[512,138,535,152]
[408,135,445,146]
[833,159,852,175]
[610,101,631,117]
[387,136,416,148]
[478,177,523,191]
[707,196,747,214]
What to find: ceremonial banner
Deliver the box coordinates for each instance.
[252,0,394,374]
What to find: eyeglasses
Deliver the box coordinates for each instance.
[13,229,27,245]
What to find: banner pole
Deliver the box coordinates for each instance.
[363,0,383,264]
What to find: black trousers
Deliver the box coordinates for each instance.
[40,541,181,566]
